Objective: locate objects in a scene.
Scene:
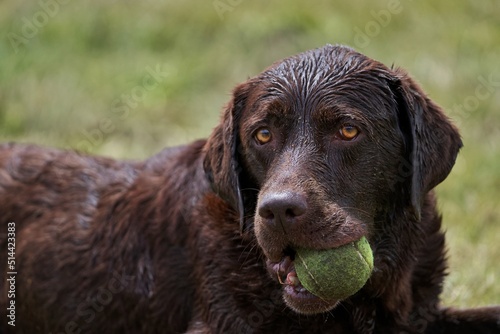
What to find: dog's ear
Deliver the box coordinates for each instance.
[390,68,463,220]
[203,81,255,233]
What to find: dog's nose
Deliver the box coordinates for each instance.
[258,192,307,226]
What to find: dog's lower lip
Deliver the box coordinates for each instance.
[283,277,340,311]
[284,284,318,299]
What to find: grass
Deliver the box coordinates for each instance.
[0,0,499,307]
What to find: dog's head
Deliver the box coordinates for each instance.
[203,45,462,315]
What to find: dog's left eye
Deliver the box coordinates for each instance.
[255,128,272,145]
[337,124,359,141]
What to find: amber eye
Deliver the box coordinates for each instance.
[255,128,272,144]
[338,124,359,141]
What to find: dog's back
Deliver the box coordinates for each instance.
[0,143,141,225]
[0,141,205,333]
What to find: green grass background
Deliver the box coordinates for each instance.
[0,0,498,307]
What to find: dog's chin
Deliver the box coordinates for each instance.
[282,285,339,315]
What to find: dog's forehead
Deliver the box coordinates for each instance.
[252,45,396,121]
[260,45,374,84]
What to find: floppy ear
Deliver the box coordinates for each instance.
[390,68,463,220]
[203,82,254,233]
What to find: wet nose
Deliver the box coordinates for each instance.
[258,192,307,227]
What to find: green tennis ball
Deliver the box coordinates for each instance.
[295,236,373,301]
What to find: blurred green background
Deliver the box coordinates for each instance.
[0,0,498,307]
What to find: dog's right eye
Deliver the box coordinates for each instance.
[255,128,272,145]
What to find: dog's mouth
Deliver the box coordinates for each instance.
[267,249,339,315]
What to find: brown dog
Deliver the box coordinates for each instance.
[1,45,499,333]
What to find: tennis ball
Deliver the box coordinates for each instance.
[295,236,373,301]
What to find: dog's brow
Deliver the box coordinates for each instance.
[314,105,369,126]
[255,98,295,118]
